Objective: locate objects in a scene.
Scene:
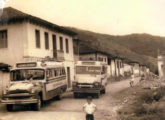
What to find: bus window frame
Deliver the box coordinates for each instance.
[10,68,45,81]
[46,67,66,81]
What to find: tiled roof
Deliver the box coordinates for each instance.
[0,7,77,36]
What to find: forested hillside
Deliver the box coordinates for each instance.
[67,27,162,73]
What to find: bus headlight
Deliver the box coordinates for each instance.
[94,82,100,87]
[31,89,35,94]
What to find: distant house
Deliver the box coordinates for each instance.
[80,52,108,63]
[75,45,124,77]
[139,65,147,76]
[123,63,133,76]
[129,62,140,76]
[158,53,165,77]
[79,51,111,76]
[0,7,77,88]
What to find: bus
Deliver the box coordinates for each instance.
[72,61,108,98]
[1,61,67,111]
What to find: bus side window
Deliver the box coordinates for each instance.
[62,67,66,75]
[59,68,62,76]
[57,68,61,76]
[49,69,53,78]
[54,69,57,77]
[46,70,50,78]
[102,66,105,74]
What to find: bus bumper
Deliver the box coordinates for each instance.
[1,99,38,105]
[72,88,101,94]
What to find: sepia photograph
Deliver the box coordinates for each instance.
[0,0,165,120]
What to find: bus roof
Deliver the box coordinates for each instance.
[12,61,64,70]
[76,61,107,66]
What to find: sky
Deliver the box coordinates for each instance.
[1,0,165,36]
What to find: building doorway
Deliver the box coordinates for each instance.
[67,67,71,88]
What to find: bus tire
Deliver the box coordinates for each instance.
[95,92,100,98]
[56,94,62,100]
[74,93,79,98]
[32,96,41,111]
[6,104,13,111]
[102,88,106,94]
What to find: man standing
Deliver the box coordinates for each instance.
[83,96,97,120]
[130,74,135,87]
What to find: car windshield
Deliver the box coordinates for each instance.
[10,69,45,81]
[76,66,101,75]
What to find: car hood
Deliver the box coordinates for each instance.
[8,82,34,91]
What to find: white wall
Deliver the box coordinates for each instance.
[132,63,140,76]
[124,63,132,73]
[110,59,116,76]
[25,23,74,61]
[0,22,28,66]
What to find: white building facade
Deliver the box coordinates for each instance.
[0,7,77,88]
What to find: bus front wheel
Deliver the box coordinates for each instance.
[32,96,41,111]
[74,93,79,98]
[95,92,100,98]
[6,104,13,111]
[102,88,106,94]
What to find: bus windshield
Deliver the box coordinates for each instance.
[76,66,101,75]
[10,69,45,81]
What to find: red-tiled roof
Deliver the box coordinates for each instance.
[0,7,77,36]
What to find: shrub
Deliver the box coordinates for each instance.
[137,90,154,103]
[118,87,165,120]
[153,87,165,101]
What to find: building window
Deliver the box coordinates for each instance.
[65,38,69,53]
[60,36,63,51]
[105,58,107,62]
[0,30,7,48]
[35,30,40,48]
[52,34,57,58]
[44,32,49,49]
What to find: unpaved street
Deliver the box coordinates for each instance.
[0,78,140,120]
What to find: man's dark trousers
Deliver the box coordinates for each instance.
[86,114,94,120]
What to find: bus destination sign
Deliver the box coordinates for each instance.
[16,62,37,68]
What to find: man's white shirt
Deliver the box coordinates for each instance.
[83,103,96,114]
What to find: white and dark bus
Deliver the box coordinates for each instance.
[1,61,67,111]
[73,61,108,98]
